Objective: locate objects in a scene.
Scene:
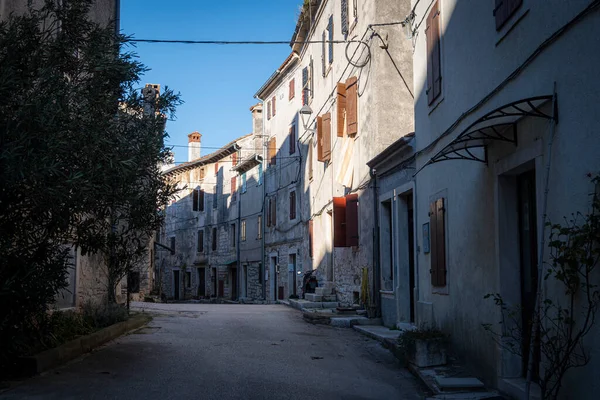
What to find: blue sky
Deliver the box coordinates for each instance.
[120,1,302,163]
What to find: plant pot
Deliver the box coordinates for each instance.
[410,338,447,368]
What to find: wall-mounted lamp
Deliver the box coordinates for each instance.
[299,104,315,133]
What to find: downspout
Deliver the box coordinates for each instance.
[237,172,242,301]
[259,100,267,301]
[370,167,381,317]
[412,167,420,320]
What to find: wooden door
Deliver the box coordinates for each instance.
[197,268,206,297]
[218,279,224,297]
[231,268,238,300]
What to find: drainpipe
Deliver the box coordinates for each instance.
[237,174,242,301]
[370,167,381,317]
[412,170,420,321]
[259,100,267,302]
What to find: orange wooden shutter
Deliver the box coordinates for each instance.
[289,79,295,100]
[333,196,347,247]
[268,137,277,165]
[215,162,219,176]
[322,112,332,162]
[232,152,237,166]
[345,77,358,135]
[345,193,358,246]
[337,83,347,137]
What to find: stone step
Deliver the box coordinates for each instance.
[322,295,337,302]
[435,377,485,390]
[305,293,322,302]
[314,287,330,296]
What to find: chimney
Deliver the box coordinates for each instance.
[188,131,202,161]
[250,103,263,152]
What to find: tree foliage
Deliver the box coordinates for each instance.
[0,0,180,368]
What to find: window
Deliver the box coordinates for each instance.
[289,78,295,100]
[170,236,176,252]
[127,271,140,293]
[212,227,217,251]
[200,168,205,180]
[197,229,204,253]
[327,15,334,65]
[215,162,219,176]
[494,0,522,31]
[429,198,447,286]
[186,271,191,288]
[193,188,205,212]
[308,138,314,180]
[321,30,326,77]
[241,220,246,241]
[308,220,314,257]
[213,185,218,209]
[333,194,359,247]
[258,163,263,185]
[231,176,237,202]
[289,190,296,220]
[258,262,263,284]
[426,2,442,105]
[267,196,277,227]
[337,83,347,137]
[302,66,311,106]
[257,215,262,239]
[232,152,238,166]
[268,137,277,166]
[231,223,236,247]
[345,76,358,135]
[267,101,271,120]
[289,125,296,155]
[341,0,349,38]
[272,96,276,116]
[242,172,247,193]
[317,113,332,162]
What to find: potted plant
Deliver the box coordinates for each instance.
[398,326,449,368]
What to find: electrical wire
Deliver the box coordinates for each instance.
[128,39,366,45]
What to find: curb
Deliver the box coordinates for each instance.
[17,314,151,377]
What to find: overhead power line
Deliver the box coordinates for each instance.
[129,39,364,45]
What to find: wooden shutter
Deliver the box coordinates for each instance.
[199,189,205,212]
[267,101,271,120]
[426,2,441,105]
[232,152,237,166]
[328,15,334,64]
[333,196,347,247]
[321,113,332,162]
[308,219,314,257]
[200,168,205,179]
[198,230,204,253]
[271,195,277,227]
[308,138,313,180]
[268,137,277,165]
[266,199,271,227]
[272,96,276,116]
[215,162,219,176]
[345,77,358,135]
[302,67,309,105]
[317,116,324,161]
[337,83,347,137]
[289,78,295,100]
[289,125,296,154]
[289,191,296,220]
[231,177,236,200]
[494,0,522,31]
[345,193,358,246]
[429,198,446,286]
[321,31,326,77]
[341,0,349,37]
[192,189,199,211]
[212,228,217,251]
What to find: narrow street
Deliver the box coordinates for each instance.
[1,303,428,400]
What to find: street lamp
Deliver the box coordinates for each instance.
[299,104,315,133]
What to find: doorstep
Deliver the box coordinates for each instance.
[353,325,403,342]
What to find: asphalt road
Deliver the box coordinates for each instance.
[1,303,428,400]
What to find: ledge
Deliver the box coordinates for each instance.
[17,314,151,377]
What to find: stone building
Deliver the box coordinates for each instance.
[157,107,264,302]
[254,0,415,308]
[410,0,600,397]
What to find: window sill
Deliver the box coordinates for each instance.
[348,19,358,37]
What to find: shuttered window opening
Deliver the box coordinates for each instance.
[429,198,447,287]
[215,162,219,176]
[267,101,271,120]
[308,219,314,257]
[231,176,237,202]
[193,188,205,212]
[272,96,276,116]
[425,2,442,105]
[212,227,217,251]
[309,58,314,100]
[337,82,347,137]
[213,185,218,209]
[341,0,349,38]
[321,31,326,77]
[268,137,277,166]
[327,15,334,64]
[170,236,176,252]
[345,76,358,135]
[192,188,199,211]
[333,193,359,247]
[308,138,314,180]
[267,196,277,227]
[241,220,246,241]
[317,113,332,162]
[200,168,205,180]
[302,67,309,106]
[494,0,522,31]
[232,152,237,166]
[289,125,296,154]
[289,191,296,220]
[289,78,295,100]
[197,230,204,253]
[257,215,262,239]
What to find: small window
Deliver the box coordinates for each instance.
[200,168,205,180]
[268,137,277,166]
[186,271,191,288]
[214,162,219,176]
[127,271,140,293]
[333,194,359,247]
[267,101,271,120]
[257,215,262,239]
[197,230,204,253]
[170,236,176,252]
[232,152,238,166]
[212,228,217,251]
[193,188,204,212]
[426,2,442,105]
[289,78,295,100]
[213,185,218,209]
[302,67,309,106]
[241,220,246,241]
[231,223,236,247]
[327,15,334,65]
[272,96,276,116]
[289,125,296,155]
[289,191,296,220]
[231,176,237,202]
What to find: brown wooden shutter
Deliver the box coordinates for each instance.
[199,189,205,212]
[267,101,271,120]
[200,168,205,179]
[494,0,522,31]
[231,176,236,201]
[345,77,358,135]
[308,219,314,257]
[192,189,199,211]
[426,2,441,105]
[266,199,271,227]
[333,196,347,247]
[212,228,217,251]
[268,137,277,165]
[198,230,204,253]
[308,138,313,180]
[289,191,296,220]
[232,152,237,166]
[289,125,296,155]
[272,96,276,116]
[317,116,324,161]
[271,195,277,227]
[322,112,332,162]
[337,82,347,137]
[429,198,446,286]
[215,162,219,176]
[289,79,295,100]
[345,193,359,246]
